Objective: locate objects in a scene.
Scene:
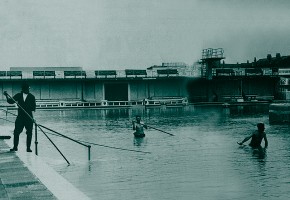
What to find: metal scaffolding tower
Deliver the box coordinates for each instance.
[201,48,225,80]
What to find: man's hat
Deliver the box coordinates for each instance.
[21,82,30,90]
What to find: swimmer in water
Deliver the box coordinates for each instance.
[237,122,268,150]
[132,115,147,138]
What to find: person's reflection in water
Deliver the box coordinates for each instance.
[253,147,267,159]
[253,148,267,182]
[134,137,145,146]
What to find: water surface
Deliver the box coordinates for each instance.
[2,105,290,200]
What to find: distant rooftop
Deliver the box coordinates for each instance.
[147,62,187,70]
[10,67,83,71]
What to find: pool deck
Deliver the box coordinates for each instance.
[0,139,90,200]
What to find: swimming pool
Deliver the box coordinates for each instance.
[2,105,290,200]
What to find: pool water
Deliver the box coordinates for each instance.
[2,105,290,200]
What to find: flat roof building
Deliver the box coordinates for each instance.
[10,67,83,71]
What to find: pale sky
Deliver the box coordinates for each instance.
[0,0,290,70]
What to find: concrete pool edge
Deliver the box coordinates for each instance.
[4,140,91,200]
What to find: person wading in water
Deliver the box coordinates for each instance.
[237,122,268,151]
[132,115,147,138]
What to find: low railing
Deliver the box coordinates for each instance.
[34,100,145,109]
[220,94,274,102]
[35,99,187,108]
[101,100,144,106]
[144,97,188,107]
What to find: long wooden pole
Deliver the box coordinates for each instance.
[145,125,175,136]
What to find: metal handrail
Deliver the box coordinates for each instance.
[37,125,70,165]
[37,124,91,161]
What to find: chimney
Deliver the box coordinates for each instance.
[276,53,281,59]
[267,54,272,62]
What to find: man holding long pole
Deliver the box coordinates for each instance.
[4,82,36,152]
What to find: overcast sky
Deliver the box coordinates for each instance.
[0,0,290,70]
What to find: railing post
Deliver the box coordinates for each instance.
[35,122,38,155]
[88,145,91,160]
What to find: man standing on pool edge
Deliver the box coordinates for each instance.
[4,82,36,152]
[237,122,268,149]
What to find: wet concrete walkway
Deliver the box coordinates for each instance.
[0,139,56,199]
[0,139,90,200]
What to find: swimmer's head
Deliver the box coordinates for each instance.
[135,115,141,121]
[257,123,265,131]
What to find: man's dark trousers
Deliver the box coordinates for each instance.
[13,115,33,150]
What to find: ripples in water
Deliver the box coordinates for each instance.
[1,105,290,200]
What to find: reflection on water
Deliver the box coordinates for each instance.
[133,137,146,147]
[1,105,290,200]
[239,145,267,160]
